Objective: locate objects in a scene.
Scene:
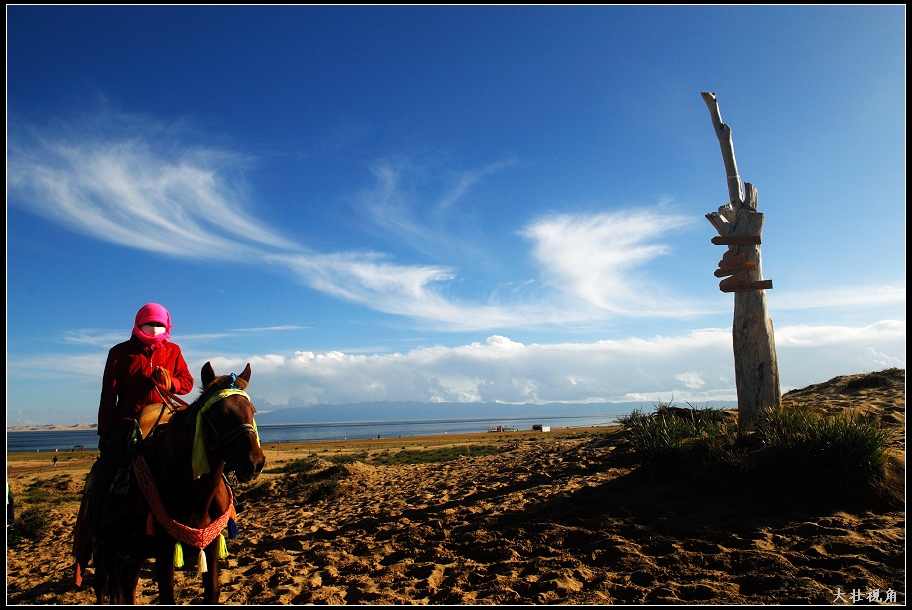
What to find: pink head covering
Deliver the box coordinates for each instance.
[132,303,173,349]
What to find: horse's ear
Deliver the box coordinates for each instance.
[237,363,251,386]
[201,362,216,387]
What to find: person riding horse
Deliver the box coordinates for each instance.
[88,303,194,537]
[77,361,265,604]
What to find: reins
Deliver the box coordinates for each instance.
[154,381,192,410]
[142,381,193,436]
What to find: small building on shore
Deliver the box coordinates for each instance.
[531,424,550,432]
[488,424,518,432]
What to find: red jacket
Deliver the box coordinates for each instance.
[97,336,194,436]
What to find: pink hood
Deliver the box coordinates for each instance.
[132,303,173,349]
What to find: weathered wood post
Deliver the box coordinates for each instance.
[702,91,780,432]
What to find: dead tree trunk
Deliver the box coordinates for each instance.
[702,92,780,432]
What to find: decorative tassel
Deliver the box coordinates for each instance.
[218,533,229,559]
[173,542,184,568]
[227,517,239,539]
[197,548,208,576]
[146,512,156,535]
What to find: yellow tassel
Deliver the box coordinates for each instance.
[173,542,184,568]
[197,548,208,576]
[145,512,156,536]
[218,533,228,559]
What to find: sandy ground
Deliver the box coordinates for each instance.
[6,369,905,605]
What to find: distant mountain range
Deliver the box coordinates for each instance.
[255,400,739,425]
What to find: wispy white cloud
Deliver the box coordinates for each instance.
[6,353,107,380]
[62,330,128,348]
[434,158,520,215]
[359,158,427,241]
[8,113,903,334]
[234,325,311,333]
[8,127,298,260]
[7,115,696,328]
[268,250,555,329]
[355,157,520,266]
[59,325,311,350]
[521,211,697,315]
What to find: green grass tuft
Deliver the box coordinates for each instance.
[756,404,890,485]
[365,444,501,466]
[8,505,53,542]
[619,400,893,499]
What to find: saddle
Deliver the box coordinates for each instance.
[138,402,179,439]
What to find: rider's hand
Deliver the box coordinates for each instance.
[151,366,172,391]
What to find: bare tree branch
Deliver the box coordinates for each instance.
[701,91,744,208]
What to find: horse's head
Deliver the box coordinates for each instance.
[191,362,267,482]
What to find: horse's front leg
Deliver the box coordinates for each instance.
[201,542,221,603]
[154,542,177,605]
[124,560,142,605]
[107,555,140,605]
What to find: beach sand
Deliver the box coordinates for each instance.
[6,369,905,604]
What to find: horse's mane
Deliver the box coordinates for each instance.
[144,408,192,464]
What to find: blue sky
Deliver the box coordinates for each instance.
[7,6,905,426]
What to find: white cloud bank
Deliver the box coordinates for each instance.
[6,319,904,426]
[198,320,905,410]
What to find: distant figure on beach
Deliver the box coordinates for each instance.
[52,456,58,467]
[87,303,194,536]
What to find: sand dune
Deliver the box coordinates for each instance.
[6,424,97,432]
[6,369,905,604]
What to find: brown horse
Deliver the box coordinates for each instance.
[76,362,266,604]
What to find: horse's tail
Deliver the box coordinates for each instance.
[72,468,94,586]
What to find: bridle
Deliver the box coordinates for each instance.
[155,373,260,474]
[198,383,259,456]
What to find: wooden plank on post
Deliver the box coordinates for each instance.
[714,261,756,277]
[720,279,773,293]
[712,235,761,246]
[719,252,747,268]
[718,271,750,290]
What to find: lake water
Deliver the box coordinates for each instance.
[6,414,623,453]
